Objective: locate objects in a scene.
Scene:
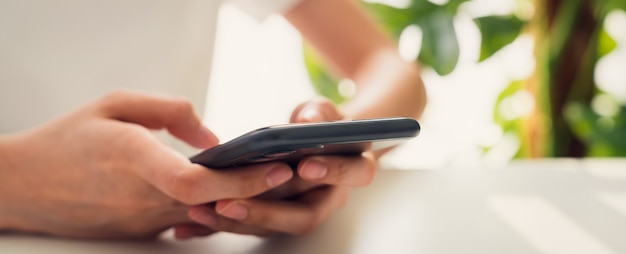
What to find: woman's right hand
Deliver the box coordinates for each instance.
[0,89,293,239]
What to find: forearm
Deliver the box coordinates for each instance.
[339,47,426,120]
[286,0,427,121]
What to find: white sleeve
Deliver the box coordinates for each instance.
[224,0,302,21]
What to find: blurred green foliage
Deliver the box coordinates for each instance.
[566,100,626,156]
[304,0,476,104]
[491,0,626,157]
[473,15,524,61]
[304,0,626,158]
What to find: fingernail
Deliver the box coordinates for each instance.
[266,166,293,188]
[301,108,324,122]
[189,208,217,228]
[217,200,248,221]
[301,159,328,180]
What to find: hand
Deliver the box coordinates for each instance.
[179,98,377,237]
[0,89,294,239]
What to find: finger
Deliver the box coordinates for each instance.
[139,156,294,205]
[290,97,343,123]
[169,164,294,205]
[297,152,377,187]
[213,186,349,235]
[255,177,322,200]
[113,125,294,204]
[188,204,276,236]
[96,89,218,149]
[173,224,216,240]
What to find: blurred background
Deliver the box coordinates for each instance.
[205,0,626,170]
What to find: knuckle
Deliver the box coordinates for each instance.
[123,123,151,137]
[96,89,134,111]
[234,180,266,198]
[205,217,228,231]
[230,165,282,198]
[102,89,132,101]
[297,219,321,235]
[168,171,199,205]
[295,210,321,235]
[111,124,153,151]
[361,158,378,186]
[339,154,377,187]
[357,165,376,187]
[99,89,144,107]
[326,159,351,183]
[170,98,195,116]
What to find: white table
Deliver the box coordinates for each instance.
[2,159,626,254]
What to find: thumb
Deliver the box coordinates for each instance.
[95,89,218,149]
[290,97,344,123]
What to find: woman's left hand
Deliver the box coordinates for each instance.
[174,98,378,238]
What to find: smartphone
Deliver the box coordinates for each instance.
[190,117,420,169]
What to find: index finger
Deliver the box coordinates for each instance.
[95,89,218,149]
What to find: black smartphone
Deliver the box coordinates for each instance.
[190,117,420,169]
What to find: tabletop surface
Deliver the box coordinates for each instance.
[1,159,626,254]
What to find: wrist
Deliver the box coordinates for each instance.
[343,48,426,120]
[0,134,27,231]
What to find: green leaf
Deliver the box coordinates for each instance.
[445,0,471,15]
[474,15,525,62]
[407,0,441,17]
[362,1,462,75]
[564,102,595,141]
[607,0,626,12]
[594,0,626,17]
[493,80,525,127]
[302,43,345,104]
[361,3,413,38]
[565,101,626,156]
[417,9,459,75]
[598,27,617,58]
[361,1,439,38]
[492,80,530,158]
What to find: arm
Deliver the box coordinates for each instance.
[286,0,427,121]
